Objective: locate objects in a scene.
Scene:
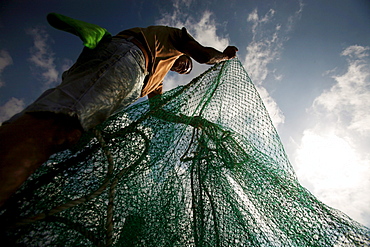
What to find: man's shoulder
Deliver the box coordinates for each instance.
[121,26,185,37]
[145,25,182,32]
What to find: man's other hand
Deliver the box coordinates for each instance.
[223,46,238,59]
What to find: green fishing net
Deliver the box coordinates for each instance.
[1,59,369,246]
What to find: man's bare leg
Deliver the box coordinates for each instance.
[0,113,82,207]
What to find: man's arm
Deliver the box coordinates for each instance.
[182,40,238,65]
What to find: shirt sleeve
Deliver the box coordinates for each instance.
[147,82,163,99]
[171,27,196,53]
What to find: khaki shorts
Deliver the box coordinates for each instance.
[19,38,147,130]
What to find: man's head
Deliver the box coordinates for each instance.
[170,55,193,74]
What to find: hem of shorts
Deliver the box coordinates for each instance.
[24,108,87,129]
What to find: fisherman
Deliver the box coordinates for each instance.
[0,13,238,206]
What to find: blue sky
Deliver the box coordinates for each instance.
[0,0,369,227]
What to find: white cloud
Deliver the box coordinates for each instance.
[243,4,303,84]
[156,0,198,29]
[183,11,229,51]
[242,3,304,129]
[256,85,285,127]
[247,8,276,36]
[0,97,25,124]
[0,49,13,87]
[244,39,281,84]
[341,45,370,59]
[294,129,370,226]
[294,45,370,227]
[27,27,59,89]
[157,7,229,52]
[243,7,298,127]
[286,0,304,32]
[313,45,370,134]
[61,58,74,72]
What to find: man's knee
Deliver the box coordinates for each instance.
[30,112,84,152]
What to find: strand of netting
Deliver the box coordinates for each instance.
[0,59,369,246]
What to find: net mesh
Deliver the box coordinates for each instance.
[1,59,369,246]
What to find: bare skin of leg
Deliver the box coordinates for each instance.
[0,112,83,207]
